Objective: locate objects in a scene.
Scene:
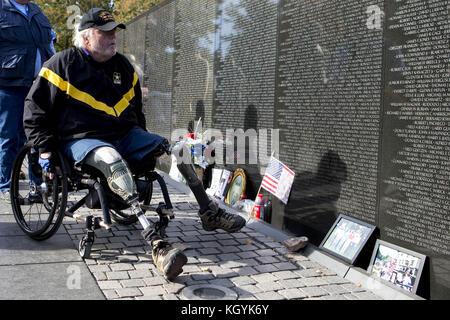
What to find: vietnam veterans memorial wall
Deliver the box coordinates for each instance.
[116,0,449,299]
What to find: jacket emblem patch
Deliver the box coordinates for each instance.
[113,72,121,85]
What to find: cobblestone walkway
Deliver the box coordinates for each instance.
[64,184,383,300]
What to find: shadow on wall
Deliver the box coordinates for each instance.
[283,150,348,245]
[241,104,260,200]
[206,104,261,199]
[244,104,258,131]
[188,100,205,134]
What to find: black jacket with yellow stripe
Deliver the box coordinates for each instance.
[24,47,146,153]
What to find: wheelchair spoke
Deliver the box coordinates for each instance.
[35,208,42,230]
[13,149,46,231]
[27,205,32,227]
[30,204,39,229]
[37,203,43,229]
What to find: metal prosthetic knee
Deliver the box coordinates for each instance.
[84,146,136,201]
[172,141,213,213]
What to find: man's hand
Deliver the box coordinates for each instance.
[39,152,54,179]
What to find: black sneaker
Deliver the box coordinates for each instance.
[151,239,187,281]
[199,201,246,233]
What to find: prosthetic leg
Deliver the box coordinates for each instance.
[83,140,245,281]
[172,141,246,233]
[84,146,187,281]
[84,147,148,226]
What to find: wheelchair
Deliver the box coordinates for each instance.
[10,142,175,259]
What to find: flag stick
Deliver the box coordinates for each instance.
[247,151,275,222]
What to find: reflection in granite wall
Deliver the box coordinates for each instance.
[212,0,279,199]
[145,1,176,140]
[214,0,277,130]
[120,0,449,299]
[123,15,147,82]
[172,0,216,132]
[116,27,125,53]
[275,0,384,245]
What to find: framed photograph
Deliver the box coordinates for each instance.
[206,168,223,197]
[225,168,246,206]
[367,240,426,295]
[319,214,376,264]
[215,169,232,201]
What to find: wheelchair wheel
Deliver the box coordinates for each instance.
[10,145,68,241]
[78,232,94,259]
[109,178,153,225]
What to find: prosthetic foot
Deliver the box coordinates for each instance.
[141,226,187,281]
[152,239,187,280]
[173,142,246,233]
[129,197,187,281]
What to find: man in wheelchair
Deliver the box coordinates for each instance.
[22,8,245,281]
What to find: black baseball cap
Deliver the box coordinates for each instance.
[79,8,125,32]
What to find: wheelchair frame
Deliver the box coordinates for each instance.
[10,143,176,258]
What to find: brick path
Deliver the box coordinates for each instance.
[64,183,383,300]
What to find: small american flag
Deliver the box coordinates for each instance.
[261,156,295,204]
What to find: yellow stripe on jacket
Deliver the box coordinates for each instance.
[114,72,138,116]
[39,67,138,117]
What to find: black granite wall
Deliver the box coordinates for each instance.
[117,0,449,299]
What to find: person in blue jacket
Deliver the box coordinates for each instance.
[0,0,55,201]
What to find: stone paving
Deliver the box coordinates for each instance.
[62,183,383,301]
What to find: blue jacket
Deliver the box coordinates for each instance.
[0,0,54,87]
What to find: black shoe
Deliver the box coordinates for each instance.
[199,202,246,233]
[151,239,187,281]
